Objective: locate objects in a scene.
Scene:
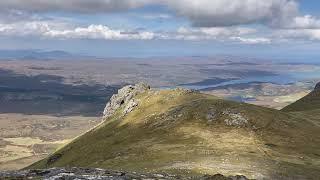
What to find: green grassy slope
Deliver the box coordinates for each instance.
[28,89,320,179]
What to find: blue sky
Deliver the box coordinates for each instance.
[0,0,319,61]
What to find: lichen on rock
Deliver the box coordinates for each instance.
[103,83,150,120]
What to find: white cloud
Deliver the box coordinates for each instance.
[274,29,320,41]
[176,27,256,39]
[173,27,270,44]
[0,20,270,43]
[230,37,271,44]
[0,19,319,43]
[45,25,155,40]
[0,22,52,36]
[155,26,270,44]
[283,15,320,29]
[139,13,172,20]
[0,21,155,40]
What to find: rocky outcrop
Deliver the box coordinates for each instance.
[223,110,249,127]
[206,108,249,127]
[0,168,248,180]
[103,83,150,120]
[315,82,320,91]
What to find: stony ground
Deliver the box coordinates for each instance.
[0,167,248,180]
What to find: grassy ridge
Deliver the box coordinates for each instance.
[28,89,320,179]
[282,89,320,112]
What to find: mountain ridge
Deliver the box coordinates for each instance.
[0,49,93,60]
[27,83,320,179]
[282,82,320,112]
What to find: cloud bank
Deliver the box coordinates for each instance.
[0,21,155,40]
[0,0,319,44]
[0,0,152,13]
[0,0,319,29]
[0,21,271,44]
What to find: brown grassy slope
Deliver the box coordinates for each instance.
[28,89,320,179]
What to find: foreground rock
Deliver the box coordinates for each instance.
[0,168,248,180]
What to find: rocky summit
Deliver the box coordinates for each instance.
[103,83,150,119]
[0,168,249,180]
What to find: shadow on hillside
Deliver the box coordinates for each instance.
[0,69,120,117]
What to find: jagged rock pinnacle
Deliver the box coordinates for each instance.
[103,83,150,120]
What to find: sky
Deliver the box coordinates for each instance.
[0,0,319,60]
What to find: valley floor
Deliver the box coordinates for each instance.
[0,114,100,170]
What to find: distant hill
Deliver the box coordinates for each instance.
[0,50,92,60]
[29,83,320,179]
[282,82,320,112]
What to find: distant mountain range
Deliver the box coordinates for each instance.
[0,50,94,60]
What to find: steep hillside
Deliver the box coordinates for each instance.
[282,82,320,112]
[281,82,320,137]
[29,84,320,179]
[315,82,320,90]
